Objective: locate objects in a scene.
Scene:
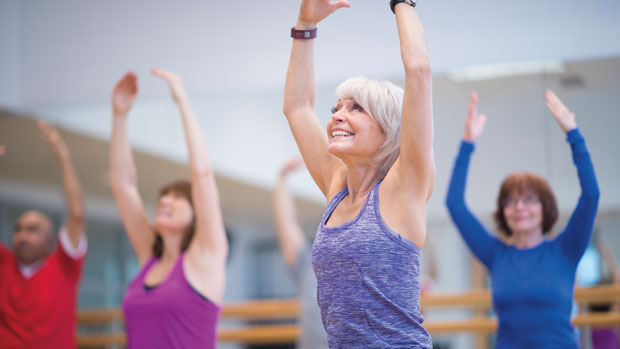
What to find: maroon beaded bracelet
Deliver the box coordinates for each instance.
[291,27,317,39]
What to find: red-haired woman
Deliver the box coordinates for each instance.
[110,70,228,348]
[446,90,600,348]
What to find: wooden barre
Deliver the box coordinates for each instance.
[77,325,300,347]
[78,298,300,324]
[77,285,620,324]
[77,313,620,347]
[421,285,620,309]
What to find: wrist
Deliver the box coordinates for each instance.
[295,19,317,30]
[113,111,128,118]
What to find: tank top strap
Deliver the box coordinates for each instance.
[169,252,187,282]
[321,187,349,224]
[367,178,384,213]
[137,257,158,282]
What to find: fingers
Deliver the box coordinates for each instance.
[113,71,138,95]
[281,156,305,176]
[37,120,62,149]
[37,120,53,140]
[151,68,179,82]
[466,91,478,121]
[545,89,568,114]
[477,114,487,129]
[331,0,351,10]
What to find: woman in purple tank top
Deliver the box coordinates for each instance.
[283,0,434,347]
[110,69,228,348]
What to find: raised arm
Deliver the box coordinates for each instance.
[273,157,307,268]
[283,0,349,197]
[109,72,154,266]
[388,3,435,201]
[38,121,85,248]
[546,90,600,261]
[151,69,228,262]
[445,92,501,269]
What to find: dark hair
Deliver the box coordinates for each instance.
[493,172,558,237]
[152,180,196,258]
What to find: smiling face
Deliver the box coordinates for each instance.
[502,191,543,237]
[12,211,54,266]
[154,190,194,235]
[494,172,558,237]
[326,98,386,164]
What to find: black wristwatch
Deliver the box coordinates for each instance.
[390,0,416,13]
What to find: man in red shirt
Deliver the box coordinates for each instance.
[0,121,87,349]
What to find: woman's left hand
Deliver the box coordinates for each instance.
[545,89,577,133]
[152,69,189,105]
[38,120,68,160]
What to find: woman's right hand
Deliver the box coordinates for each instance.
[297,0,350,27]
[464,91,486,142]
[280,156,305,179]
[112,72,138,117]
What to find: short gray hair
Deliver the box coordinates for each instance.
[335,77,403,176]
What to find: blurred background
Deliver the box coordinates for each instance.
[1,0,619,348]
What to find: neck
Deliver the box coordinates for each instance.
[511,229,544,249]
[159,233,184,263]
[344,162,382,202]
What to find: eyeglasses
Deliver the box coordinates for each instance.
[502,194,540,208]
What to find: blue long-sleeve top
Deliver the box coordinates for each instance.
[445,128,600,348]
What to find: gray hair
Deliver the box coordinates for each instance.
[335,77,403,176]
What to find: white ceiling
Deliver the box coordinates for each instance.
[1,0,619,108]
[1,0,619,220]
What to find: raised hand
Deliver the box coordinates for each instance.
[464,92,487,142]
[112,72,138,117]
[280,156,305,179]
[297,0,350,27]
[545,89,577,133]
[151,69,188,105]
[0,145,5,156]
[38,120,68,160]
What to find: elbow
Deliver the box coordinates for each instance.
[192,166,215,180]
[403,58,431,80]
[283,94,315,119]
[109,171,135,194]
[585,185,601,204]
[71,211,86,226]
[445,192,459,212]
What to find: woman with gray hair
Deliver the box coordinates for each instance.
[283,0,434,347]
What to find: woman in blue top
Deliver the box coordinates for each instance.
[283,0,434,347]
[446,90,600,348]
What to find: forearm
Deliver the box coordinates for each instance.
[109,116,139,190]
[445,141,474,209]
[560,129,600,260]
[395,4,430,72]
[177,100,213,177]
[568,128,600,200]
[273,179,305,267]
[55,146,85,218]
[445,141,498,268]
[283,22,316,117]
[396,4,434,193]
[56,147,85,246]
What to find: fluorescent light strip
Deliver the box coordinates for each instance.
[447,60,565,83]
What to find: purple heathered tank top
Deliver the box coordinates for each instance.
[122,253,221,348]
[311,179,432,348]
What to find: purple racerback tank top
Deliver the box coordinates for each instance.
[312,179,432,348]
[122,253,221,348]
